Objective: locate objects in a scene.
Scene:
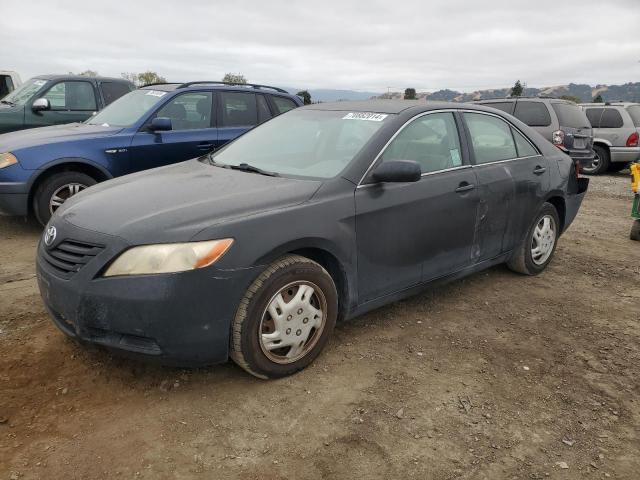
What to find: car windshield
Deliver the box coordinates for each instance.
[1,78,48,105]
[208,109,391,179]
[86,89,170,127]
[627,105,640,127]
[551,102,590,129]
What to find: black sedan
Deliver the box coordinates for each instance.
[36,101,588,379]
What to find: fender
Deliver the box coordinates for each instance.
[593,138,612,147]
[26,156,114,192]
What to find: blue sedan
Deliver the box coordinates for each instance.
[0,81,302,224]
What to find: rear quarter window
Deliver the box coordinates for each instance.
[482,102,514,114]
[599,109,624,128]
[551,103,590,129]
[271,95,297,115]
[101,82,133,106]
[513,101,551,127]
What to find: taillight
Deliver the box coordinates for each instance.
[552,130,565,146]
[627,132,639,147]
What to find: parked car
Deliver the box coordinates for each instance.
[36,100,588,378]
[0,75,134,134]
[475,97,595,170]
[0,71,22,99]
[0,81,302,224]
[578,102,640,174]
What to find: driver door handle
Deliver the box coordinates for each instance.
[533,166,546,175]
[455,182,475,193]
[197,142,215,151]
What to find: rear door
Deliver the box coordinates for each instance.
[355,111,480,303]
[25,80,99,128]
[462,111,549,259]
[215,91,268,149]
[128,91,216,172]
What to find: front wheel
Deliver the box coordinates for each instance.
[230,255,338,379]
[33,171,97,226]
[507,203,560,275]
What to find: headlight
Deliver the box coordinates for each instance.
[103,239,234,277]
[0,153,18,169]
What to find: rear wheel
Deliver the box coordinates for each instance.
[507,203,560,275]
[33,171,96,226]
[230,255,338,379]
[583,144,610,175]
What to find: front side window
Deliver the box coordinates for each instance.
[43,81,97,110]
[209,109,389,179]
[220,91,257,127]
[585,108,604,128]
[87,89,168,127]
[1,78,47,105]
[513,101,551,127]
[599,108,624,128]
[271,95,297,115]
[154,92,213,130]
[464,113,517,164]
[380,112,462,173]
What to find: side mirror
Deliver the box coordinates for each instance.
[371,160,421,183]
[150,117,172,132]
[32,98,50,112]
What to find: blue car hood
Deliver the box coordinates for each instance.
[0,123,123,152]
[57,159,322,244]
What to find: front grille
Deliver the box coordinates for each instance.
[42,239,104,279]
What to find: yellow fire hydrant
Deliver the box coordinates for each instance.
[631,163,640,241]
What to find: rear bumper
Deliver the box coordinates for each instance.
[563,177,589,233]
[610,146,640,164]
[564,149,595,167]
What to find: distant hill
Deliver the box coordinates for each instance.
[286,88,381,102]
[375,82,640,103]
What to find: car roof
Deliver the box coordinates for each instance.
[579,102,640,107]
[33,74,132,83]
[302,99,504,115]
[477,96,574,105]
[139,82,295,96]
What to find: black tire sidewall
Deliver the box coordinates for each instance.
[522,203,560,275]
[34,172,97,225]
[584,145,610,175]
[239,262,338,378]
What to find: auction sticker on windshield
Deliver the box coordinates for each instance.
[145,90,167,97]
[342,112,388,122]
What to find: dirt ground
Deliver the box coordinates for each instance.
[1,172,639,480]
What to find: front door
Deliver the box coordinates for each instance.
[25,80,99,128]
[128,91,216,173]
[355,111,480,303]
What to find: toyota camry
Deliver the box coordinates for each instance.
[36,100,588,379]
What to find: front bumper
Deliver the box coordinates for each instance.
[610,146,640,164]
[36,218,262,366]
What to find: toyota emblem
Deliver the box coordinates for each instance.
[44,226,57,246]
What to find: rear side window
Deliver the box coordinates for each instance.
[513,101,551,127]
[381,112,462,173]
[599,108,624,128]
[512,128,538,157]
[43,81,97,110]
[257,95,272,124]
[220,91,258,127]
[551,103,590,128]
[585,108,604,128]
[101,82,132,106]
[482,102,514,114]
[154,92,213,130]
[627,105,640,127]
[464,113,517,164]
[0,75,14,98]
[271,96,297,115]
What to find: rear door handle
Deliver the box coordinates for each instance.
[197,142,214,150]
[533,166,546,175]
[455,182,475,193]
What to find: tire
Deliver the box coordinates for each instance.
[631,219,640,241]
[507,203,560,275]
[33,171,97,226]
[583,144,610,175]
[230,255,338,379]
[608,162,629,173]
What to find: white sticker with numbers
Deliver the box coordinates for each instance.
[145,90,167,97]
[342,112,388,122]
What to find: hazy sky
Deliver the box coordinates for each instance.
[1,0,638,93]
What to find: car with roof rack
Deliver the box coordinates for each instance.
[0,74,135,134]
[578,102,640,174]
[0,80,302,224]
[475,97,595,171]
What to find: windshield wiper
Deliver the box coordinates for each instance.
[229,163,279,177]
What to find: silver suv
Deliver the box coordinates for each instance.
[579,103,640,174]
[476,97,594,169]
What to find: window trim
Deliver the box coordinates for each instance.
[41,80,99,112]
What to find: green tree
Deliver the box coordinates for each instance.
[137,71,167,86]
[510,80,524,97]
[559,95,581,103]
[222,73,247,85]
[70,70,98,77]
[297,90,312,105]
[404,88,417,100]
[593,94,604,103]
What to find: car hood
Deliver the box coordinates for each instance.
[57,159,322,244]
[0,123,123,151]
